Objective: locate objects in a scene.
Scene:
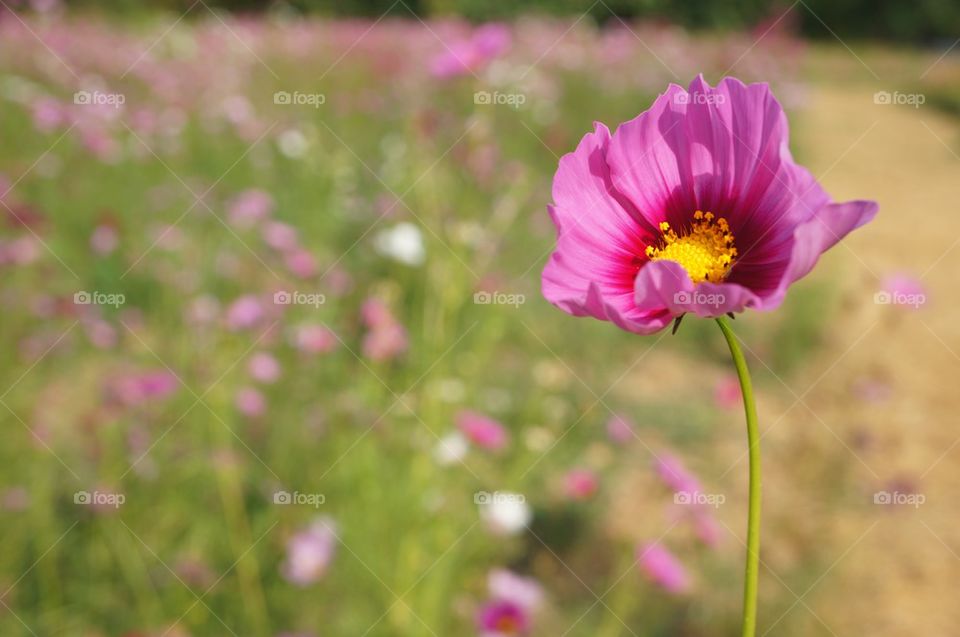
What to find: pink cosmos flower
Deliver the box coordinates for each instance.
[714,373,742,410]
[654,452,701,496]
[361,322,408,361]
[225,295,265,331]
[110,371,179,406]
[879,272,926,309]
[284,248,318,278]
[90,223,119,256]
[456,410,509,451]
[227,189,274,229]
[563,468,599,501]
[542,76,878,333]
[360,298,408,361]
[488,569,543,611]
[262,221,300,252]
[637,542,691,595]
[282,517,337,586]
[605,413,635,444]
[430,23,510,79]
[235,387,266,418]
[477,600,529,637]
[248,351,281,384]
[477,569,542,637]
[293,324,337,355]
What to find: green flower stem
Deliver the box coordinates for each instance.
[716,316,761,637]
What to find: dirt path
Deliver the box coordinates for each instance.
[775,56,960,635]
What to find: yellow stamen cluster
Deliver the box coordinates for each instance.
[644,211,737,283]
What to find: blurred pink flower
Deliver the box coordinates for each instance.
[187,295,220,326]
[31,98,66,133]
[90,223,119,256]
[476,600,529,637]
[654,452,701,496]
[605,413,635,444]
[360,298,393,328]
[235,387,266,418]
[488,569,543,611]
[227,189,274,229]
[294,324,337,355]
[360,299,408,361]
[714,374,742,410]
[284,248,317,278]
[262,221,300,252]
[225,295,265,331]
[563,468,599,501]
[2,487,29,512]
[84,318,117,349]
[637,543,690,594]
[282,517,337,586]
[111,371,178,406]
[694,512,722,549]
[456,410,508,451]
[431,23,510,79]
[248,352,281,384]
[361,321,408,361]
[879,272,927,310]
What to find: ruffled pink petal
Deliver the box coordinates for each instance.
[633,260,762,318]
[761,199,879,308]
[542,122,671,334]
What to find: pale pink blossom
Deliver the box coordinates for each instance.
[456,410,509,451]
[637,543,690,594]
[654,452,702,496]
[563,468,599,501]
[248,352,281,384]
[225,295,265,331]
[227,189,274,229]
[235,387,266,418]
[282,517,337,586]
[262,221,300,252]
[714,374,742,410]
[605,413,635,444]
[294,324,337,355]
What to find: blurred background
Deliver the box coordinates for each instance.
[0,0,957,635]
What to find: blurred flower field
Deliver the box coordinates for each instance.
[0,5,955,637]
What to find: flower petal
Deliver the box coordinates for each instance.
[542,122,670,333]
[634,260,763,318]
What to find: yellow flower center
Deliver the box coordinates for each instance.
[644,211,737,283]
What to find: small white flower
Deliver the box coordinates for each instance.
[479,492,531,535]
[277,128,309,158]
[433,432,468,466]
[374,222,425,266]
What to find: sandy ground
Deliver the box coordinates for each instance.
[785,49,960,636]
